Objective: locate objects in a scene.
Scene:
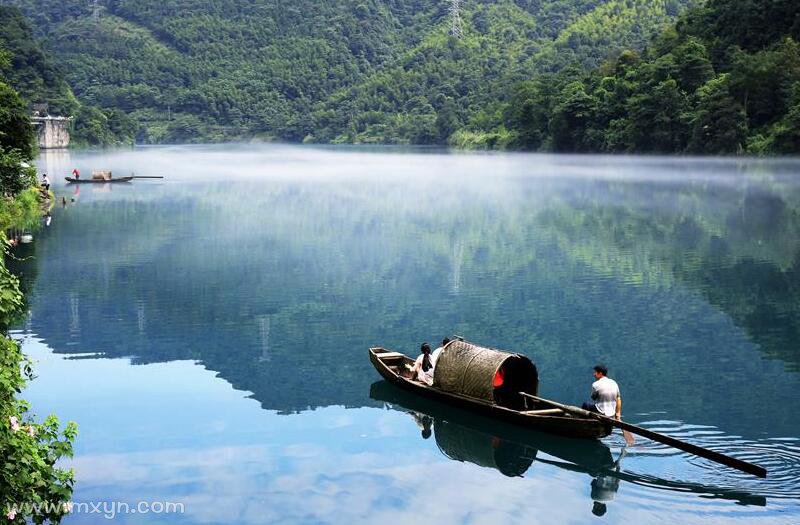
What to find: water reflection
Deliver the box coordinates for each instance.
[13,146,800,517]
[17,157,800,431]
[589,449,624,517]
[370,380,769,510]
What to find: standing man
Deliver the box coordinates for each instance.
[72,168,80,180]
[582,364,622,420]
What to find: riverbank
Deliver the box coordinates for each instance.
[0,186,53,232]
[1,188,75,524]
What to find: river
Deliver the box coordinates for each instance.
[12,144,800,523]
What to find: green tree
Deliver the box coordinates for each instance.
[504,80,554,150]
[0,148,36,197]
[621,78,690,153]
[0,81,34,159]
[434,96,461,143]
[549,80,599,152]
[0,63,77,524]
[689,74,747,153]
[769,83,800,153]
[672,38,715,93]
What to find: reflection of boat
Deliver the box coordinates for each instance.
[369,380,614,476]
[369,341,612,439]
[370,380,767,507]
[436,418,536,477]
[65,176,133,184]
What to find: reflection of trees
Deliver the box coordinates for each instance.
[14,171,800,432]
[451,240,464,294]
[535,177,800,373]
[5,240,38,328]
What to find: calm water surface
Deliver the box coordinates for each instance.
[12,145,800,524]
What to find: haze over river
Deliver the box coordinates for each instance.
[12,145,800,523]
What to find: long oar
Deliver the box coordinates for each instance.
[520,393,766,478]
[131,176,165,179]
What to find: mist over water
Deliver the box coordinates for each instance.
[15,145,800,523]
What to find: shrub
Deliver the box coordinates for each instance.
[0,235,77,524]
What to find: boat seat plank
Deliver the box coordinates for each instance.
[521,409,564,416]
[377,352,406,360]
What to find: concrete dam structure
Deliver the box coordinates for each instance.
[32,115,72,149]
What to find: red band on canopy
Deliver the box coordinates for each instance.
[493,367,505,388]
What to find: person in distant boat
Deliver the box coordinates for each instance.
[430,337,450,370]
[408,343,434,386]
[582,364,621,420]
[72,168,80,179]
[41,174,50,191]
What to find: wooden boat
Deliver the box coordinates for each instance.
[369,379,615,477]
[369,340,612,439]
[65,176,133,183]
[369,381,767,505]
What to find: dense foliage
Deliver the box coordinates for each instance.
[0,309,77,524]
[0,47,36,198]
[0,79,34,160]
[312,0,692,144]
[2,0,796,153]
[499,0,800,154]
[0,42,76,523]
[3,0,691,145]
[0,6,135,146]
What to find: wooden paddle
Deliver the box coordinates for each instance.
[131,176,165,179]
[519,393,767,478]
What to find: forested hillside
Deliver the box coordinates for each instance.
[499,0,800,154]
[2,0,692,145]
[313,0,691,144]
[0,6,136,146]
[3,0,795,154]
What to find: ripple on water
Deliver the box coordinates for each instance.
[607,420,800,501]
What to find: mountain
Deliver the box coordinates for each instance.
[313,0,693,145]
[0,5,137,146]
[499,0,800,154]
[2,0,692,144]
[0,6,75,114]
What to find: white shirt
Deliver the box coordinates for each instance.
[414,355,434,386]
[591,376,620,417]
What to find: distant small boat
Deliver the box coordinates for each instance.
[65,176,134,184]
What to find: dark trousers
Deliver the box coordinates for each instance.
[581,402,602,414]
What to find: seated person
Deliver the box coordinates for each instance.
[581,364,622,419]
[407,343,434,386]
[430,337,450,369]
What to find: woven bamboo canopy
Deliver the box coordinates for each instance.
[433,340,538,409]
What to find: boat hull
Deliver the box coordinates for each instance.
[65,177,134,183]
[369,347,612,439]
